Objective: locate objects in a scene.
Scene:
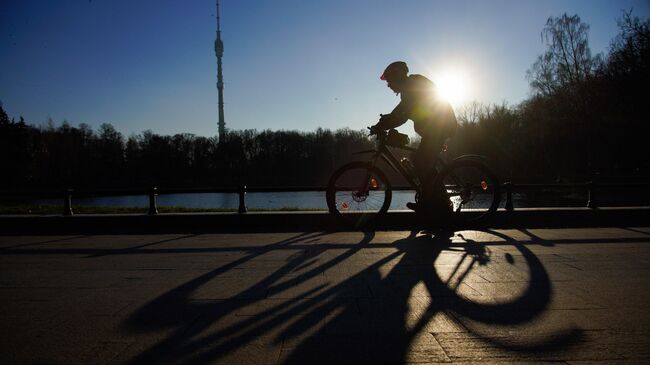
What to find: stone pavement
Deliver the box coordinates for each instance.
[1,228,649,364]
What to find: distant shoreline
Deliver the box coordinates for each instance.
[0,205,326,215]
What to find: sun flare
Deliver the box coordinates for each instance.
[435,70,469,108]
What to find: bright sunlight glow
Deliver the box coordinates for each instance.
[435,70,469,108]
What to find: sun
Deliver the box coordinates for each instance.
[435,70,469,108]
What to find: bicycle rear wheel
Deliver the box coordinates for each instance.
[438,159,500,224]
[326,162,392,228]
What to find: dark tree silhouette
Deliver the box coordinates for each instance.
[1,11,648,191]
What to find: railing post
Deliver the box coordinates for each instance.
[63,188,73,216]
[587,181,597,209]
[148,187,158,215]
[238,185,247,213]
[504,182,514,211]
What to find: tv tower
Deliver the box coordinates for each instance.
[215,0,226,141]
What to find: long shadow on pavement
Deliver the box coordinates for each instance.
[119,230,584,364]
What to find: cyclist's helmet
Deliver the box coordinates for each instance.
[380,61,409,81]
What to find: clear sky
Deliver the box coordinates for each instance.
[1,0,649,137]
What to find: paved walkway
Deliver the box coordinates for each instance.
[1,228,649,364]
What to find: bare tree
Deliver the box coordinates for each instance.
[607,10,650,78]
[456,101,485,125]
[527,13,602,95]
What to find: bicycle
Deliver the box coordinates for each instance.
[326,128,501,228]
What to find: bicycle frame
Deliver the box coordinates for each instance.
[353,131,450,194]
[327,128,500,222]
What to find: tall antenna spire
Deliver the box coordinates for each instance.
[215,0,226,141]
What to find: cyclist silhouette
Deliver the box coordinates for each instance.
[371,61,457,216]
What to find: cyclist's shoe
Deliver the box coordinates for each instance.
[408,201,447,215]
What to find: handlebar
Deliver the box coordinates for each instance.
[367,126,412,150]
[367,125,381,136]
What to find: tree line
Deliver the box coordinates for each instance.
[1,11,648,190]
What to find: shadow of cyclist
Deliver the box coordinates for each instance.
[280,230,582,364]
[121,229,582,364]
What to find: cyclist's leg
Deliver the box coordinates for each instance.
[413,134,450,215]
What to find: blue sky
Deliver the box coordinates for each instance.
[1,0,649,137]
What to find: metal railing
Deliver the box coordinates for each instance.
[2,186,327,216]
[1,181,648,216]
[500,181,650,211]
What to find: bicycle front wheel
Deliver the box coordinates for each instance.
[326,161,392,228]
[438,159,500,224]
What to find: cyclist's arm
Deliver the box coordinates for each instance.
[377,103,408,130]
[376,99,413,130]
